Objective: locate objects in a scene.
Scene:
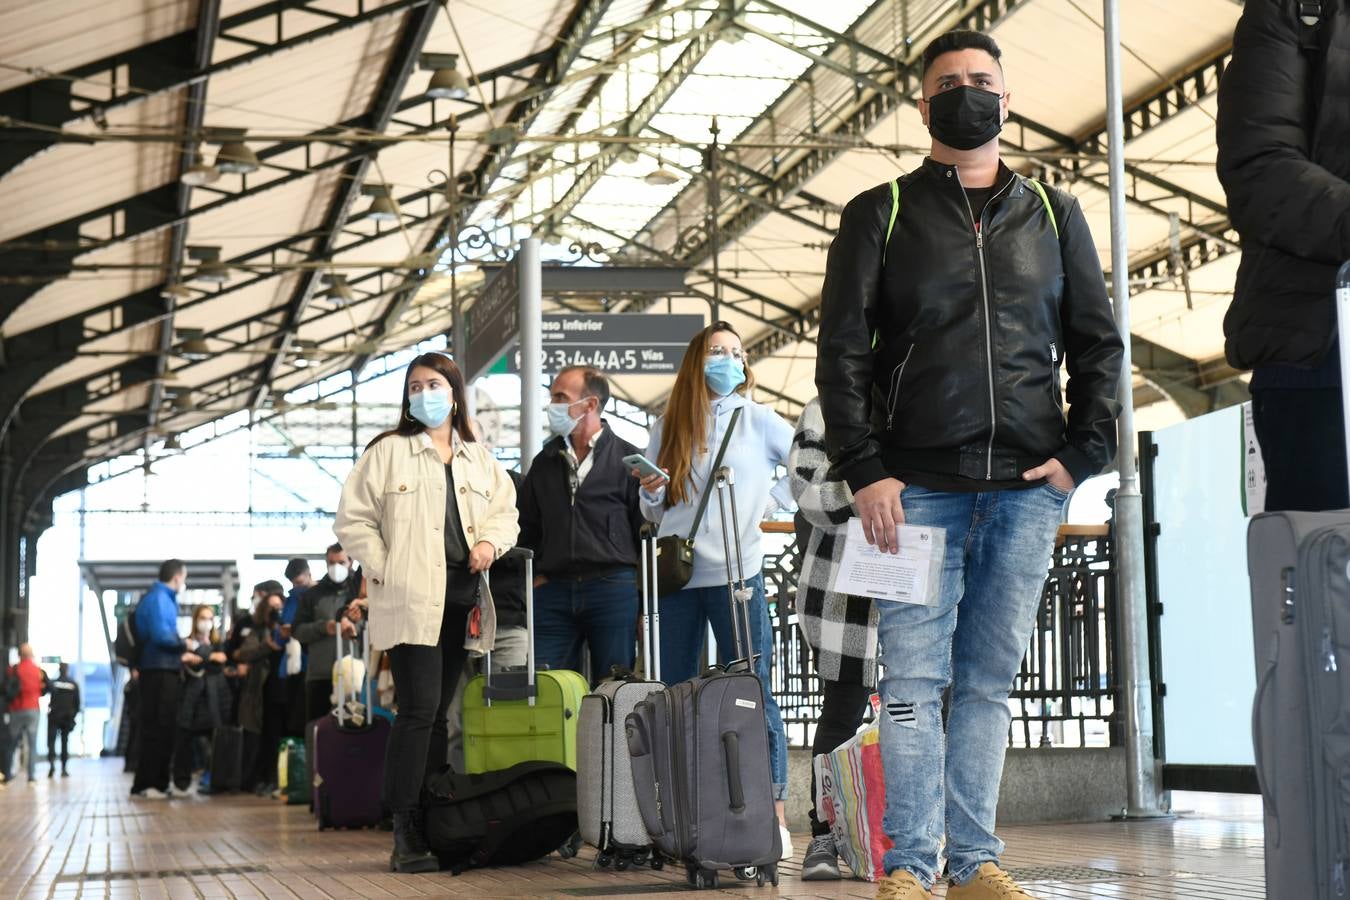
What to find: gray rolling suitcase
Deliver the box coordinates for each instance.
[625,466,782,889]
[577,526,665,868]
[1246,260,1350,900]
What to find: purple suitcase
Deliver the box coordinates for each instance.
[313,627,388,830]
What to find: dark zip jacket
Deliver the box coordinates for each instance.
[816,159,1124,492]
[1216,0,1350,371]
[518,425,645,579]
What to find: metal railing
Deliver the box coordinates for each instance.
[759,523,1119,749]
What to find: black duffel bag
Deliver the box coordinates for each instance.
[422,761,578,874]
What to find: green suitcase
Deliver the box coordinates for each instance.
[462,549,588,773]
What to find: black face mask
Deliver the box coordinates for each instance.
[925,85,1004,151]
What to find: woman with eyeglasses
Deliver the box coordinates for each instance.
[634,321,796,860]
[335,350,519,874]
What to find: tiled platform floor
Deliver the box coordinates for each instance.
[0,758,1265,899]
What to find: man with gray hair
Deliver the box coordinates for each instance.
[518,365,646,683]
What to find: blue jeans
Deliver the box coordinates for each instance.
[878,483,1066,886]
[659,573,789,801]
[534,571,639,684]
[8,709,39,782]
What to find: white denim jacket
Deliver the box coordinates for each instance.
[335,432,519,651]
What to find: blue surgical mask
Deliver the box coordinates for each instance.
[703,355,746,396]
[546,399,585,437]
[408,388,453,428]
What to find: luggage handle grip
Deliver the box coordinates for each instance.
[1251,646,1279,825]
[722,731,746,813]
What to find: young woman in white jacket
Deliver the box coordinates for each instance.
[335,351,519,873]
[635,321,796,860]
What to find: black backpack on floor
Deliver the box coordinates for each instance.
[422,761,578,874]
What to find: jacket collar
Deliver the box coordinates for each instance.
[414,430,470,460]
[712,392,748,415]
[920,157,1022,197]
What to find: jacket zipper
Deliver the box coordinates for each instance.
[1050,341,1061,410]
[957,169,1015,479]
[885,343,916,430]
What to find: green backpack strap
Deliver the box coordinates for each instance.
[1027,178,1059,239]
[874,179,901,349]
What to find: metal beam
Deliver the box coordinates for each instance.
[1131,333,1247,418]
[248,2,437,411]
[146,0,222,448]
[352,0,622,374]
[0,0,431,177]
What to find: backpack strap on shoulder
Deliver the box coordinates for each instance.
[874,179,901,350]
[1026,178,1059,239]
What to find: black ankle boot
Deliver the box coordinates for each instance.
[390,810,438,873]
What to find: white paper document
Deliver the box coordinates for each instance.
[832,518,946,606]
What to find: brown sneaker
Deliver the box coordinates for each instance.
[876,869,932,900]
[947,862,1037,899]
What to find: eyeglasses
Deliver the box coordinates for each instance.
[706,346,745,362]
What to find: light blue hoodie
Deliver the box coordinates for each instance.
[641,392,795,590]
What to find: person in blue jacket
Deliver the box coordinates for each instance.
[130,559,189,799]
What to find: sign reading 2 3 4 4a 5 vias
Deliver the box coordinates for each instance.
[498,314,705,376]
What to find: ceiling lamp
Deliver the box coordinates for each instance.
[421,53,469,101]
[287,444,307,458]
[618,145,640,164]
[361,183,401,223]
[161,283,193,300]
[187,245,229,284]
[322,273,355,306]
[213,129,260,175]
[175,329,211,362]
[180,145,220,186]
[722,23,747,43]
[291,339,323,368]
[161,433,183,452]
[644,157,680,186]
[169,388,196,411]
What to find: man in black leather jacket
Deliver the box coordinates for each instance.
[1216,0,1350,512]
[814,30,1122,900]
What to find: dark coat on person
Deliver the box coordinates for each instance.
[1217,0,1350,369]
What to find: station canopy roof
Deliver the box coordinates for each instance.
[1,0,1248,508]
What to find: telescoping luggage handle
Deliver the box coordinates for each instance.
[1336,261,1350,481]
[639,522,661,682]
[713,465,758,669]
[333,612,371,728]
[482,547,537,707]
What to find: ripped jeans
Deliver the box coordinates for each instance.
[876,483,1066,887]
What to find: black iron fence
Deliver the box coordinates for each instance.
[759,523,1120,749]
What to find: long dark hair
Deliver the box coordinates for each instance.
[367,351,476,450]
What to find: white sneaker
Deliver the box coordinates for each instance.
[779,824,794,861]
[142,787,169,800]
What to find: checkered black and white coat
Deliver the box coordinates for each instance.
[789,398,878,688]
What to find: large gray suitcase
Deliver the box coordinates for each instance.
[624,466,782,889]
[577,527,665,866]
[1245,261,1350,900]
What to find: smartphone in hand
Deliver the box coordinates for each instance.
[623,453,668,482]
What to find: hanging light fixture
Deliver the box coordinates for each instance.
[161,283,193,300]
[175,330,211,362]
[322,273,355,306]
[180,144,220,186]
[187,245,229,284]
[169,387,196,411]
[618,144,640,165]
[361,183,401,223]
[160,433,183,452]
[644,156,680,186]
[290,339,322,368]
[213,129,260,175]
[420,52,470,101]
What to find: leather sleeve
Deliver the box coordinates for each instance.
[1054,193,1125,485]
[815,183,892,493]
[1216,0,1350,264]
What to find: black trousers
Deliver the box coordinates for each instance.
[46,720,72,768]
[1252,388,1350,512]
[306,679,333,725]
[172,728,211,790]
[383,602,471,812]
[249,697,286,789]
[131,670,180,793]
[808,678,874,837]
[284,675,307,737]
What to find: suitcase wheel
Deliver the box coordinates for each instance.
[734,866,756,882]
[768,863,779,887]
[689,868,719,890]
[595,852,613,869]
[558,831,582,859]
